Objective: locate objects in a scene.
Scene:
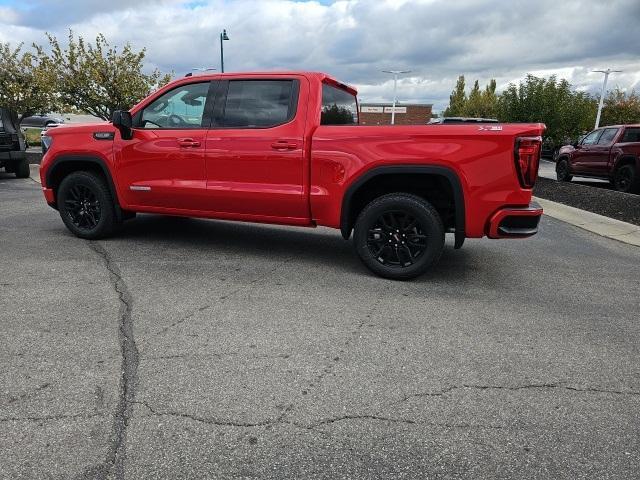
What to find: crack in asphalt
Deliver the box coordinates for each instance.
[397,383,640,403]
[145,257,294,343]
[76,242,139,480]
[134,400,293,429]
[3,382,52,405]
[0,412,104,423]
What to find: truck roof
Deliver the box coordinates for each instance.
[182,71,358,95]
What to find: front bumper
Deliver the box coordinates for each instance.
[0,150,26,162]
[487,202,543,239]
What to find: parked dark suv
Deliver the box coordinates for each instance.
[556,125,640,193]
[0,108,29,178]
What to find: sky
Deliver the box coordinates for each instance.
[1,0,639,111]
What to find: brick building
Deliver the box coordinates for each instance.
[359,102,433,125]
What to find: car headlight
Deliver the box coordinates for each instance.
[41,134,53,153]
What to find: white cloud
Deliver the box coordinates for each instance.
[1,0,639,110]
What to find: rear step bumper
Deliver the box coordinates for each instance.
[487,202,543,239]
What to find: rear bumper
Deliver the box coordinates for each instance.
[487,203,543,239]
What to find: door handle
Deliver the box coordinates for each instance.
[271,140,297,150]
[178,138,201,148]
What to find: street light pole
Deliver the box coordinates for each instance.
[593,68,621,129]
[219,29,229,73]
[382,70,411,125]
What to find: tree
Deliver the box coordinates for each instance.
[599,88,640,126]
[0,42,59,125]
[497,74,596,145]
[37,31,172,121]
[443,76,499,118]
[443,76,466,117]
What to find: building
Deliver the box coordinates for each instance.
[359,102,433,126]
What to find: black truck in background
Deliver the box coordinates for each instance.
[0,108,29,178]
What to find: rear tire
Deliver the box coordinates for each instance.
[58,171,120,239]
[353,193,445,280]
[613,164,639,193]
[556,159,572,182]
[14,159,30,179]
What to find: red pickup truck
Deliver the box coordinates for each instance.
[40,72,543,279]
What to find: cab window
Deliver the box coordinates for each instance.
[220,80,298,128]
[621,127,640,143]
[596,128,619,145]
[321,84,358,125]
[138,82,210,129]
[581,130,602,145]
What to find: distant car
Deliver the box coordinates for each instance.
[428,117,499,124]
[21,114,65,128]
[0,108,29,178]
[556,125,640,193]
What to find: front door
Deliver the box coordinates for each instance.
[114,80,216,210]
[203,77,310,221]
[571,129,603,175]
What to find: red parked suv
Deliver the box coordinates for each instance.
[40,71,544,279]
[556,125,640,193]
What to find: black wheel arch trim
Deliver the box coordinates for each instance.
[46,154,123,220]
[340,165,466,249]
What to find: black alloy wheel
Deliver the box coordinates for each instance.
[58,171,119,239]
[366,211,427,267]
[64,183,101,230]
[613,164,638,193]
[353,193,445,280]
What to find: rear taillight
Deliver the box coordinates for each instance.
[514,136,542,189]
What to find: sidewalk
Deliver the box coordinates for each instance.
[536,196,640,247]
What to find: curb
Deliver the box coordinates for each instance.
[29,164,41,184]
[534,196,640,247]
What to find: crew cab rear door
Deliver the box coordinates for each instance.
[203,76,310,222]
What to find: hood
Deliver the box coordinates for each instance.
[44,121,114,137]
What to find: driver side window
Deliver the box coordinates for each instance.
[138,82,210,129]
[581,130,602,145]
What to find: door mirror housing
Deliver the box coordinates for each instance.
[112,110,133,139]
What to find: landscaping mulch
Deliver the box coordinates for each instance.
[534,176,640,226]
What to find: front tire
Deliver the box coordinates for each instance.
[58,171,119,239]
[14,159,30,178]
[613,164,639,194]
[353,193,445,280]
[556,159,572,182]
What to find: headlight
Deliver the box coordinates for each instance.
[41,134,53,153]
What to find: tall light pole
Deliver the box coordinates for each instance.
[220,29,229,73]
[382,70,411,125]
[593,68,621,129]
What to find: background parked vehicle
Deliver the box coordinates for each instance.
[427,117,499,124]
[20,114,65,128]
[0,108,29,178]
[555,124,640,193]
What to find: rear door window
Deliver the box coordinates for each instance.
[621,127,640,143]
[596,128,619,145]
[220,80,298,128]
[321,84,358,125]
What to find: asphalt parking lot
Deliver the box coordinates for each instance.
[1,173,639,479]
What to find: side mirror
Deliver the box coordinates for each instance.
[112,110,133,139]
